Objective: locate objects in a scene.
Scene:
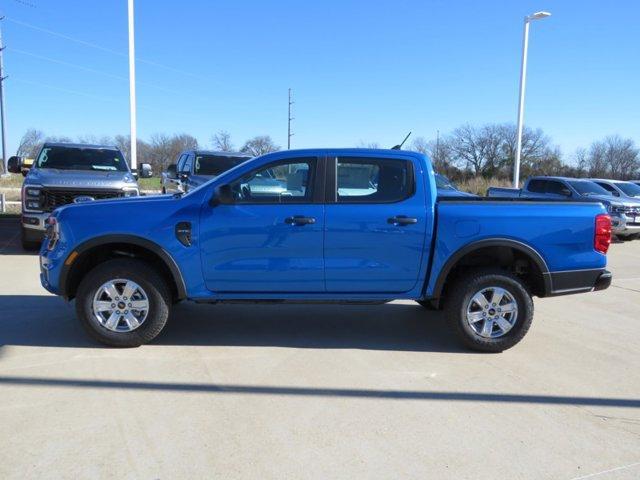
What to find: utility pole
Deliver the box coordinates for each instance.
[127,0,137,170]
[0,17,8,176]
[287,88,294,150]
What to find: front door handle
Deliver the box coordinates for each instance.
[388,215,418,226]
[285,215,316,226]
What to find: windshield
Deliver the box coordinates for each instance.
[36,146,128,172]
[194,155,250,176]
[568,180,611,196]
[614,182,640,197]
[435,173,457,190]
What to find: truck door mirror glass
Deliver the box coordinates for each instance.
[211,184,234,206]
[7,156,23,174]
[612,191,620,197]
[166,164,177,179]
[139,163,153,178]
[560,188,572,197]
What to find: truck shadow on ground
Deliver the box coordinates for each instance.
[0,295,465,353]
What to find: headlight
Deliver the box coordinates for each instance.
[122,188,139,197]
[45,216,60,250]
[23,185,43,211]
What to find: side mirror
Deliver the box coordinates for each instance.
[612,191,620,197]
[139,163,152,178]
[560,188,572,197]
[210,184,234,206]
[166,164,177,179]
[7,156,23,174]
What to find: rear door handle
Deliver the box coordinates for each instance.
[285,215,316,226]
[388,215,418,226]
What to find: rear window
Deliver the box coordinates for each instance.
[36,146,128,172]
[195,155,250,176]
[336,157,413,203]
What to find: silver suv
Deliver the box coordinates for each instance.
[8,142,152,249]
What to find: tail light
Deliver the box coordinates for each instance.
[594,214,612,254]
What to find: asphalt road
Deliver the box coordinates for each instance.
[1,217,639,479]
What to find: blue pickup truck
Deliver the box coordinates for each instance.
[39,149,613,352]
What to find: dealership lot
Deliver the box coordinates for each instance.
[0,218,639,479]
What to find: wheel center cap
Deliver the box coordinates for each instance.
[117,301,126,310]
[488,308,496,316]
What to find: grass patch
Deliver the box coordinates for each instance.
[138,177,162,191]
[0,174,24,188]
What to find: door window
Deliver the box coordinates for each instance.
[597,182,617,194]
[527,179,546,193]
[228,158,315,204]
[336,157,413,203]
[176,154,187,172]
[545,181,567,195]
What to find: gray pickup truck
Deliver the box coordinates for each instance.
[8,142,152,249]
[161,150,251,194]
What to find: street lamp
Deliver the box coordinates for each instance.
[127,0,137,171]
[513,11,551,188]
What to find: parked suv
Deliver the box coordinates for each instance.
[161,150,251,194]
[8,142,152,249]
[488,176,640,240]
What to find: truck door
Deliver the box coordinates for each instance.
[200,156,325,292]
[324,154,429,293]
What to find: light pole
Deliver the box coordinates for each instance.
[127,0,137,171]
[513,11,551,188]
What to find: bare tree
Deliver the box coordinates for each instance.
[146,133,198,171]
[212,131,234,152]
[579,136,639,179]
[240,135,280,157]
[17,129,45,158]
[357,141,381,149]
[447,124,503,177]
[410,136,456,175]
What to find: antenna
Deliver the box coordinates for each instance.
[391,131,412,150]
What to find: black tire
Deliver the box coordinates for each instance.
[75,258,171,347]
[444,268,533,353]
[416,300,438,310]
[21,227,41,251]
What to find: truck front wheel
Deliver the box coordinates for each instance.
[75,258,171,347]
[444,268,533,352]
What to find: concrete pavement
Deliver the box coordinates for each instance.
[1,219,639,479]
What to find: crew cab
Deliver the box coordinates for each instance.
[488,176,640,240]
[161,150,251,194]
[39,149,612,352]
[8,143,152,249]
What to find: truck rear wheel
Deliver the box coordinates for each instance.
[75,258,171,347]
[444,268,533,352]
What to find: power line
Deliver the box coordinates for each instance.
[6,17,208,80]
[8,47,211,101]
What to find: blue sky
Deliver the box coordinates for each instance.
[2,0,639,160]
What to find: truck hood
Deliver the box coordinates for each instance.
[25,168,137,189]
[53,193,173,218]
[582,193,640,208]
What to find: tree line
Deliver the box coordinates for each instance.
[406,124,639,182]
[11,124,640,181]
[13,129,280,174]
